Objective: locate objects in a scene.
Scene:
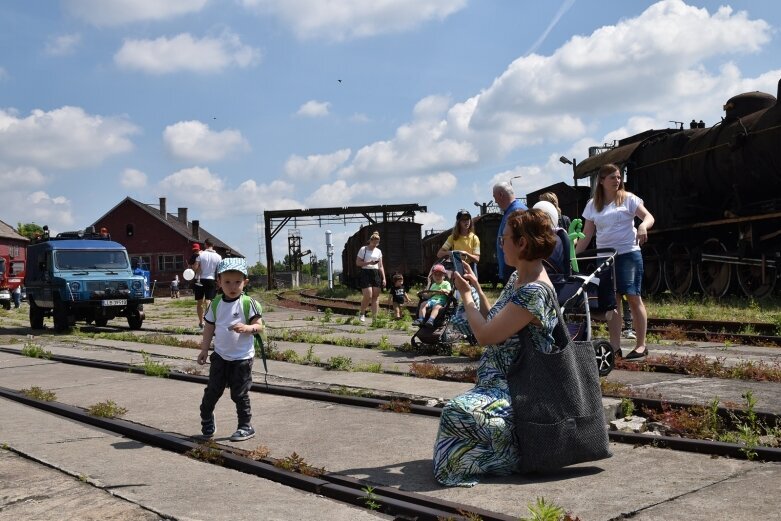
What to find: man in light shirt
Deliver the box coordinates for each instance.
[194,238,222,328]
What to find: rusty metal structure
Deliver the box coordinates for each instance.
[263,204,426,289]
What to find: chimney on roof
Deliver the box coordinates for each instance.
[159,197,167,219]
[192,219,200,240]
[178,207,188,224]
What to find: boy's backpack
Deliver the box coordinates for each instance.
[211,293,268,374]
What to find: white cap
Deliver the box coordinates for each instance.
[532,200,559,229]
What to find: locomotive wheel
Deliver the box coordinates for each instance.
[663,243,693,297]
[737,259,778,299]
[642,246,663,296]
[696,239,732,298]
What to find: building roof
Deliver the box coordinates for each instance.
[0,219,30,242]
[91,197,243,257]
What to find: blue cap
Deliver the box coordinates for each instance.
[217,257,248,276]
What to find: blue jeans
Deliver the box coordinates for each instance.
[615,250,643,295]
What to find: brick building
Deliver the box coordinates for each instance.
[92,197,243,292]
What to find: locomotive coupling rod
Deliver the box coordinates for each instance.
[700,253,776,268]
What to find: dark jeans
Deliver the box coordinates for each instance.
[200,352,254,427]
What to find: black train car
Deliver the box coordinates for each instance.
[341,221,424,289]
[526,182,592,227]
[421,212,503,286]
[571,79,781,299]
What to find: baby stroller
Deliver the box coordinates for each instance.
[410,261,478,354]
[548,240,618,377]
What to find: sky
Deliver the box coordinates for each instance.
[1,0,780,270]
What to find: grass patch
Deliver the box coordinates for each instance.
[645,294,781,324]
[326,356,353,371]
[331,386,373,397]
[75,330,201,349]
[87,400,127,418]
[21,386,56,401]
[273,452,325,477]
[353,362,382,373]
[379,399,412,413]
[186,440,224,464]
[139,350,170,378]
[21,342,52,359]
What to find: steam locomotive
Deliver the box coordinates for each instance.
[538,79,781,299]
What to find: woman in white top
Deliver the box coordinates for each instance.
[356,231,386,323]
[576,163,654,360]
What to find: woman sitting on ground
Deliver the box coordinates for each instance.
[432,209,558,487]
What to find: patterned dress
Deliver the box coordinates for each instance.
[432,273,558,487]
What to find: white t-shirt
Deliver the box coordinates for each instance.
[204,296,262,361]
[582,193,643,255]
[197,249,222,280]
[357,246,382,270]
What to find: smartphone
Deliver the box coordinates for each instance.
[450,251,465,277]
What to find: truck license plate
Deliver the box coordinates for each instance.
[103,299,127,307]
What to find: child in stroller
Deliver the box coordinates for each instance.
[412,264,451,327]
[411,261,478,353]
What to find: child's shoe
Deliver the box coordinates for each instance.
[411,319,422,326]
[425,319,435,328]
[200,415,216,438]
[230,425,255,442]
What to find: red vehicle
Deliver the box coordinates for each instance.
[0,245,26,310]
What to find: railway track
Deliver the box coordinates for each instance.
[3,346,780,464]
[280,289,781,347]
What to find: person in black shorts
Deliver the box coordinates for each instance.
[387,273,410,319]
[193,239,222,328]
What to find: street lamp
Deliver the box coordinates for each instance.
[559,156,578,187]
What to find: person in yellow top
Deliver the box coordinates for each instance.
[437,209,481,277]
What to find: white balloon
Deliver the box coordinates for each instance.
[183,268,195,281]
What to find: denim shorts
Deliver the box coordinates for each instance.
[615,250,644,296]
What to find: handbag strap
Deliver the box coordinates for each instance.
[515,281,570,351]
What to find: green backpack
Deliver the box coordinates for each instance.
[211,293,268,373]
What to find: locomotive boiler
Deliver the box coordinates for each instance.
[572,78,781,299]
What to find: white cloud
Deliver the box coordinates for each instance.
[0,166,46,188]
[159,168,301,217]
[163,121,250,162]
[328,0,775,185]
[0,106,137,169]
[350,113,370,124]
[0,67,6,80]
[114,32,261,74]
[296,100,330,118]
[120,168,147,189]
[239,0,467,41]
[22,191,75,228]
[44,33,82,56]
[285,149,350,180]
[65,0,208,26]
[305,171,457,207]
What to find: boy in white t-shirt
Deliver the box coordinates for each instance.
[197,257,263,442]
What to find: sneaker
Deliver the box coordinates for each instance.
[359,314,366,323]
[200,415,216,438]
[425,319,435,328]
[229,425,255,442]
[198,322,204,329]
[622,329,637,340]
[411,319,422,326]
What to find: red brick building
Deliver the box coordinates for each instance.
[0,219,29,291]
[92,197,243,291]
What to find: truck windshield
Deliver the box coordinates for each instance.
[55,251,129,270]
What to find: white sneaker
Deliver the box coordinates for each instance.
[622,329,636,340]
[359,315,366,323]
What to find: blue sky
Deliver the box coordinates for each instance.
[1,0,780,269]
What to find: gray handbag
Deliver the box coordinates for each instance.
[507,283,611,473]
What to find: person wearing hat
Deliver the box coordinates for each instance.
[197,257,262,442]
[412,263,451,327]
[437,209,481,277]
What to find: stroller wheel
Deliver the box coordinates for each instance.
[593,340,615,377]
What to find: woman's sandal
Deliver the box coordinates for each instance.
[624,346,648,360]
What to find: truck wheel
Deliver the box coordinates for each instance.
[2,301,10,311]
[127,310,143,330]
[94,317,109,327]
[53,300,70,332]
[29,300,45,329]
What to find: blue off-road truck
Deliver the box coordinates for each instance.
[25,227,154,331]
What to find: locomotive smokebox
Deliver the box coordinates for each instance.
[723,91,776,121]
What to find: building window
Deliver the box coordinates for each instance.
[134,255,152,271]
[10,245,19,257]
[157,255,185,272]
[10,261,25,275]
